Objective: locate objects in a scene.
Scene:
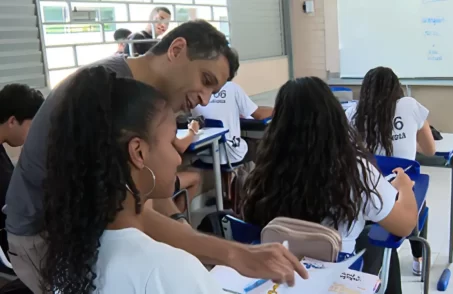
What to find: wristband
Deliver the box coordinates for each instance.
[170,213,188,223]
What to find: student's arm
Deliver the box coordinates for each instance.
[173,120,199,154]
[141,199,309,285]
[366,167,417,237]
[251,106,273,120]
[411,99,435,156]
[233,83,272,120]
[417,121,436,156]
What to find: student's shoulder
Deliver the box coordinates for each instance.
[397,96,420,107]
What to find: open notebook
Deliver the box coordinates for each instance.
[212,251,380,294]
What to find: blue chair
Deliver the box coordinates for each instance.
[368,156,431,294]
[221,215,364,271]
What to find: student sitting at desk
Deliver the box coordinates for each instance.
[191,81,273,165]
[345,66,435,277]
[40,67,224,293]
[0,84,44,259]
[173,120,202,212]
[241,77,418,294]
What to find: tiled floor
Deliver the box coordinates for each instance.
[191,165,453,293]
[400,166,453,293]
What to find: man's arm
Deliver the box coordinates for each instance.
[142,199,309,285]
[251,106,273,120]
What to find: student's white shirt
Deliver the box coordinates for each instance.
[345,97,429,160]
[93,228,223,294]
[191,82,258,164]
[322,160,398,253]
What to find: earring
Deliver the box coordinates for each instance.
[143,166,156,196]
[124,166,156,196]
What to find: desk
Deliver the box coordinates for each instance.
[240,118,271,139]
[177,127,229,210]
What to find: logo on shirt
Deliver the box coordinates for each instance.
[211,90,227,103]
[392,116,407,141]
[228,136,241,148]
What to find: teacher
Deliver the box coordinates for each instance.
[4,20,308,293]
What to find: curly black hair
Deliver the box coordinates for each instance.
[41,66,166,293]
[352,67,404,156]
[242,77,382,230]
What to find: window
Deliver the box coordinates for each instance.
[38,0,231,87]
[228,0,285,60]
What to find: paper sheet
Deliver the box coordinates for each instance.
[212,251,368,294]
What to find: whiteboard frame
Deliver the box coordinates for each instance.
[328,78,453,87]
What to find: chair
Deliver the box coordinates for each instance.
[368,170,431,294]
[172,189,191,224]
[374,155,421,177]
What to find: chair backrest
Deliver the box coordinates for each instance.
[204,119,224,128]
[221,215,261,244]
[261,217,342,262]
[374,155,420,177]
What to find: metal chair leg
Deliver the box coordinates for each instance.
[377,248,392,294]
[410,236,431,294]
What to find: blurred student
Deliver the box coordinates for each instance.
[346,66,435,276]
[192,81,272,165]
[125,7,171,56]
[113,28,132,54]
[173,120,202,212]
[0,84,44,255]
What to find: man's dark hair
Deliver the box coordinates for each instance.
[150,19,240,81]
[113,28,132,41]
[151,6,171,17]
[0,84,44,124]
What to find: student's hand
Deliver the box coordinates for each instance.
[391,168,415,191]
[188,120,200,134]
[229,243,309,286]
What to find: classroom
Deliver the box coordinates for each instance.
[1,0,453,293]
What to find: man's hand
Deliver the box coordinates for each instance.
[228,243,309,286]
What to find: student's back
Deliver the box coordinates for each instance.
[346,96,427,160]
[192,81,258,164]
[346,67,435,160]
[96,228,219,293]
[242,77,418,254]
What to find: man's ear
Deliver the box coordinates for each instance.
[167,37,187,62]
[128,137,145,170]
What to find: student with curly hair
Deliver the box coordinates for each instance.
[41,66,224,293]
[346,66,435,277]
[242,77,418,294]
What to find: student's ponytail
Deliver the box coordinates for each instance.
[41,66,142,293]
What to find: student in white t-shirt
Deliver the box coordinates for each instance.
[40,68,223,294]
[345,66,435,276]
[191,81,273,164]
[242,77,418,294]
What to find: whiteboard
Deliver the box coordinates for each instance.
[338,0,453,78]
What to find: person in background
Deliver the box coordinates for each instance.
[0,84,44,256]
[124,7,171,56]
[191,80,273,165]
[242,77,418,294]
[173,120,202,212]
[346,66,435,277]
[5,20,307,293]
[113,28,132,54]
[41,67,224,293]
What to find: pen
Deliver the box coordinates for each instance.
[385,165,413,183]
[223,288,243,294]
[244,241,290,293]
